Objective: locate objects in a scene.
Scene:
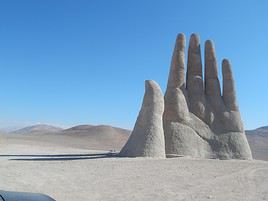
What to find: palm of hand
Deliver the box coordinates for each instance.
[163,34,252,159]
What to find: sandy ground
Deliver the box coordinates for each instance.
[0,135,268,201]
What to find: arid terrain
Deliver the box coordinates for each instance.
[2,124,267,160]
[2,124,130,151]
[0,124,267,201]
[246,126,268,161]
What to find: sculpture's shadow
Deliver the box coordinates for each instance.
[0,152,117,161]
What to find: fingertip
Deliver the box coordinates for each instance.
[222,58,231,66]
[222,59,233,80]
[168,33,186,89]
[190,33,199,38]
[189,33,200,49]
[145,80,157,89]
[177,33,186,40]
[205,40,215,51]
[176,33,186,48]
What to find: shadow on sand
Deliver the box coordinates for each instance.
[0,152,118,161]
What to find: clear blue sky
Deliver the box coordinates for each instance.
[0,0,267,130]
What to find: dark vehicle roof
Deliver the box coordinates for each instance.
[0,191,55,201]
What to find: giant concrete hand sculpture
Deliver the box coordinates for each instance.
[163,33,252,159]
[119,80,165,158]
[119,33,252,160]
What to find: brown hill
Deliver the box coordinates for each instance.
[6,124,268,160]
[12,124,63,135]
[246,127,268,161]
[59,125,131,150]
[7,124,130,151]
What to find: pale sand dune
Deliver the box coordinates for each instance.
[0,135,267,201]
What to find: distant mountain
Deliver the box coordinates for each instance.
[9,124,130,151]
[246,126,268,161]
[252,126,268,135]
[8,123,268,160]
[0,126,25,133]
[63,124,130,137]
[64,124,94,131]
[59,125,131,150]
[12,124,63,135]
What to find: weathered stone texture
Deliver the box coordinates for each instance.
[119,80,165,158]
[120,33,252,160]
[164,33,252,159]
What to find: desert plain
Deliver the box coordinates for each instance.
[0,125,267,201]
